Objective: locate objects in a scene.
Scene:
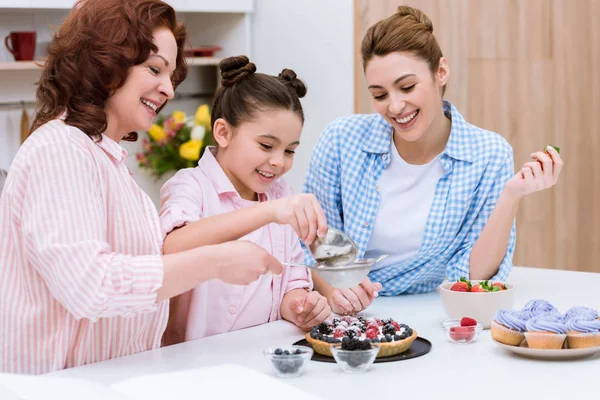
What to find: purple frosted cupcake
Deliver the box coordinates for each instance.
[491,309,527,346]
[564,306,598,321]
[525,313,568,349]
[521,299,558,319]
[566,317,600,349]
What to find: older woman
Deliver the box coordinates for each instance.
[0,0,281,374]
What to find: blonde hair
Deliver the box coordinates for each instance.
[361,6,445,94]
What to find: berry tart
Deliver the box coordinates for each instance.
[306,316,417,358]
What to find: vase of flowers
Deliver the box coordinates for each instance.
[137,104,212,179]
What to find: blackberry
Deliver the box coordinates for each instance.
[382,318,393,325]
[345,330,357,339]
[274,348,283,355]
[332,318,341,325]
[382,324,396,336]
[342,336,351,347]
[318,322,333,335]
[360,340,371,350]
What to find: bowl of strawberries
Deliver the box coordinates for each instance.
[439,277,515,329]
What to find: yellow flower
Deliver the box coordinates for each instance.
[195,104,211,130]
[148,124,166,142]
[179,139,203,161]
[172,110,186,124]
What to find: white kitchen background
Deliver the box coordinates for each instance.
[0,0,354,206]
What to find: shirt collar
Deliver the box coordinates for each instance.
[96,134,128,163]
[198,146,270,201]
[361,100,474,163]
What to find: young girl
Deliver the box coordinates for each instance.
[159,56,331,344]
[304,6,563,315]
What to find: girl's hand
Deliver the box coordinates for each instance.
[326,278,382,315]
[505,146,563,199]
[283,290,332,331]
[271,194,327,245]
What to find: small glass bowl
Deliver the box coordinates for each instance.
[263,346,313,378]
[330,343,380,373]
[441,319,483,344]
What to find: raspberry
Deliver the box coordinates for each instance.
[333,328,346,338]
[391,321,401,331]
[460,317,477,327]
[449,326,475,341]
[365,328,379,340]
[374,318,383,326]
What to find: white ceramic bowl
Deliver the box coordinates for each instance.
[438,280,515,329]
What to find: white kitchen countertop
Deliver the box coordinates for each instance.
[2,266,598,399]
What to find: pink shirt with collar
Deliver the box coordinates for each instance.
[0,119,167,374]
[159,147,312,343]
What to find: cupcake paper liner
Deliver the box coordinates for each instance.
[524,331,567,349]
[491,320,525,346]
[566,331,600,349]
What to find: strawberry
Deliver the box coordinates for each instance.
[374,318,383,326]
[492,282,506,291]
[460,317,477,327]
[450,282,469,292]
[470,284,485,292]
[449,326,475,341]
[391,321,401,331]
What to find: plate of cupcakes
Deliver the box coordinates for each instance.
[491,300,600,360]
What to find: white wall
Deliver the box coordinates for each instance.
[251,0,355,192]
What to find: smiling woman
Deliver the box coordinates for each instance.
[0,0,284,375]
[303,5,564,314]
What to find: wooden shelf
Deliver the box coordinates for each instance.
[0,57,221,71]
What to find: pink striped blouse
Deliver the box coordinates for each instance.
[0,119,168,375]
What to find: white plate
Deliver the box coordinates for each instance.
[492,339,600,360]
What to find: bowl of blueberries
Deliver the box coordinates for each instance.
[330,337,380,373]
[263,346,313,378]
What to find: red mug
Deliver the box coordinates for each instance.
[5,31,36,61]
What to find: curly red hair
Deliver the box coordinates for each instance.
[31,0,188,141]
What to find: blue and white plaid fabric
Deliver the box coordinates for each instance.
[303,100,516,295]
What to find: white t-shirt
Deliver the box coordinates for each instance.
[364,141,445,271]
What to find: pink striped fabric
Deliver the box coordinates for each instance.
[0,119,168,374]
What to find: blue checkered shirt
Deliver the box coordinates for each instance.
[303,101,516,295]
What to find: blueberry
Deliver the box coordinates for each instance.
[317,334,324,341]
[283,350,290,355]
[346,352,370,368]
[372,338,380,343]
[295,349,302,355]
[394,334,401,341]
[384,334,392,342]
[274,348,283,355]
[310,331,318,339]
